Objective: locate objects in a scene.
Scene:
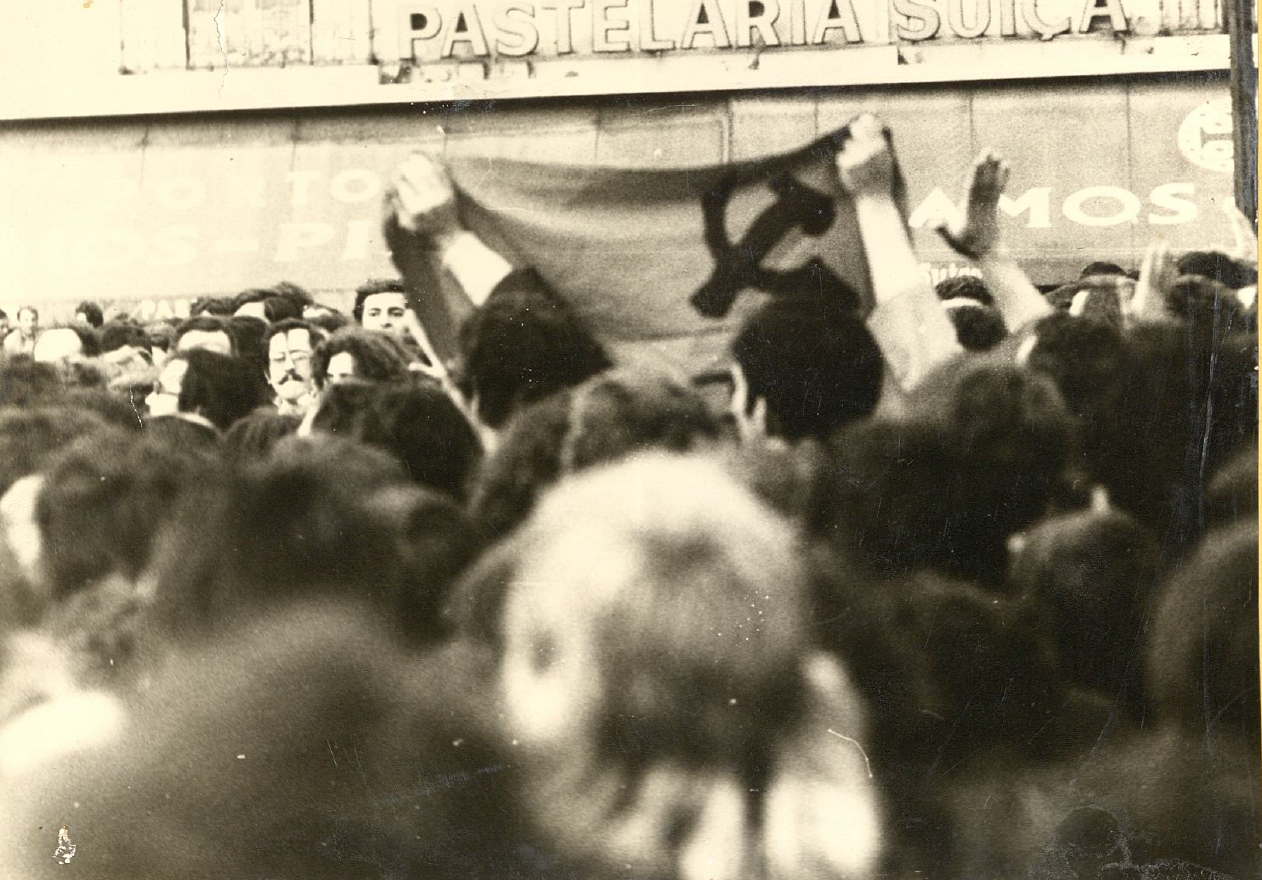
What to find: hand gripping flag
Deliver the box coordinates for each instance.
[394,116,908,379]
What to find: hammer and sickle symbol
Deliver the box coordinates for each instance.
[691,171,857,319]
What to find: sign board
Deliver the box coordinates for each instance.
[0,78,1236,322]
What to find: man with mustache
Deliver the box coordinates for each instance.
[265,319,324,417]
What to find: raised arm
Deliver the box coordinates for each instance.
[936,150,1052,333]
[385,153,514,359]
[836,114,962,390]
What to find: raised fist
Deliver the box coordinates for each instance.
[388,152,462,244]
[835,114,897,200]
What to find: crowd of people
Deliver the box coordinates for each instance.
[0,115,1258,879]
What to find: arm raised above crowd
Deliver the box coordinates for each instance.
[936,150,1052,333]
[391,153,514,306]
[837,115,962,391]
[385,153,515,359]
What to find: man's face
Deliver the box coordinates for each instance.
[325,351,358,386]
[147,358,188,418]
[73,311,91,328]
[269,328,315,403]
[360,292,408,336]
[18,310,37,336]
[178,329,233,356]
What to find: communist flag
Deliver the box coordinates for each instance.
[395,117,906,378]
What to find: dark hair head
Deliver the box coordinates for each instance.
[270,281,314,307]
[1045,278,1128,328]
[1205,443,1257,528]
[472,368,718,537]
[304,308,353,335]
[176,316,234,351]
[817,569,1062,770]
[75,301,104,328]
[264,318,323,349]
[1176,250,1258,290]
[1009,508,1160,706]
[1146,520,1259,748]
[230,288,271,311]
[1083,323,1257,563]
[825,358,1078,585]
[732,293,884,443]
[459,272,611,429]
[100,320,150,354]
[146,435,431,638]
[1162,274,1256,336]
[943,300,1008,351]
[1080,261,1129,279]
[35,431,214,599]
[16,306,38,321]
[935,274,994,306]
[353,279,407,324]
[0,406,109,497]
[144,322,177,353]
[223,410,301,463]
[309,380,481,501]
[261,296,302,323]
[177,349,267,432]
[311,328,412,389]
[0,356,64,408]
[189,297,235,317]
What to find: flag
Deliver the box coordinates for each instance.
[399,118,903,379]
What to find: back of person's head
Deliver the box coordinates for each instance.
[942,299,1008,351]
[818,568,1063,772]
[307,380,379,437]
[825,358,1077,585]
[61,388,144,433]
[459,271,612,429]
[1023,312,1127,422]
[34,431,213,600]
[147,435,417,637]
[1008,508,1160,707]
[270,280,314,307]
[732,293,884,443]
[0,407,108,497]
[1177,250,1258,290]
[74,301,104,329]
[311,327,412,389]
[178,349,266,432]
[350,382,482,501]
[223,410,301,463]
[143,321,176,355]
[175,315,234,353]
[472,368,718,537]
[99,320,150,354]
[1089,323,1256,562]
[0,356,64,408]
[304,308,352,335]
[1045,278,1128,328]
[1145,520,1259,749]
[935,274,994,306]
[1079,260,1129,279]
[1205,443,1257,527]
[486,453,883,878]
[188,296,235,317]
[1163,273,1256,336]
